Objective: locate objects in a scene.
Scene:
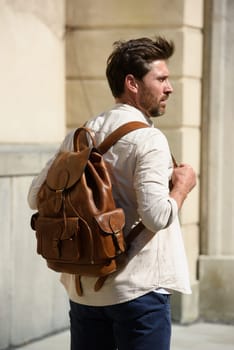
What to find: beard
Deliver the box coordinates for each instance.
[148,106,163,118]
[138,90,167,118]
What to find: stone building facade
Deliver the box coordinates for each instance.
[0,0,233,348]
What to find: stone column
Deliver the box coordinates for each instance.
[200,0,234,323]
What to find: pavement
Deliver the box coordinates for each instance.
[15,322,234,350]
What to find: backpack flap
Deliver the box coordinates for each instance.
[46,147,91,191]
[94,208,126,255]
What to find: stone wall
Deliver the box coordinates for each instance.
[0,146,69,350]
[0,1,68,349]
[0,0,65,143]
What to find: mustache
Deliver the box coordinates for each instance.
[160,94,170,102]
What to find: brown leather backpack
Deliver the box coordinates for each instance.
[31,122,148,295]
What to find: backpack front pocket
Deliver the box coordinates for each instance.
[33,216,80,261]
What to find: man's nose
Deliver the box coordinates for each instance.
[165,79,173,94]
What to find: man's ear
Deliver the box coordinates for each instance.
[125,74,138,92]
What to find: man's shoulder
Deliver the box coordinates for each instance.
[84,105,168,149]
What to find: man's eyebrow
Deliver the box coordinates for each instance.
[156,74,169,79]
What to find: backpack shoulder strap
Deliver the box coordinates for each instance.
[97,121,149,155]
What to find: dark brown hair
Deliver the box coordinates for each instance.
[106,36,174,97]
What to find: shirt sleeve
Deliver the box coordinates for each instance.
[27,130,75,210]
[134,129,178,232]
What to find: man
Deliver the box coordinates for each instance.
[28,36,196,350]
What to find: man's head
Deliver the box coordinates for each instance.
[106,36,174,118]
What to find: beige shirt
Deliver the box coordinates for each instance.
[28,104,191,306]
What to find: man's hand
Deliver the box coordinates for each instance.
[170,163,196,209]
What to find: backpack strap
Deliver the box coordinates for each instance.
[125,221,146,246]
[97,121,149,155]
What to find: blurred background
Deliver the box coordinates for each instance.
[0,0,233,349]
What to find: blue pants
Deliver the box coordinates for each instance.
[69,291,171,350]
